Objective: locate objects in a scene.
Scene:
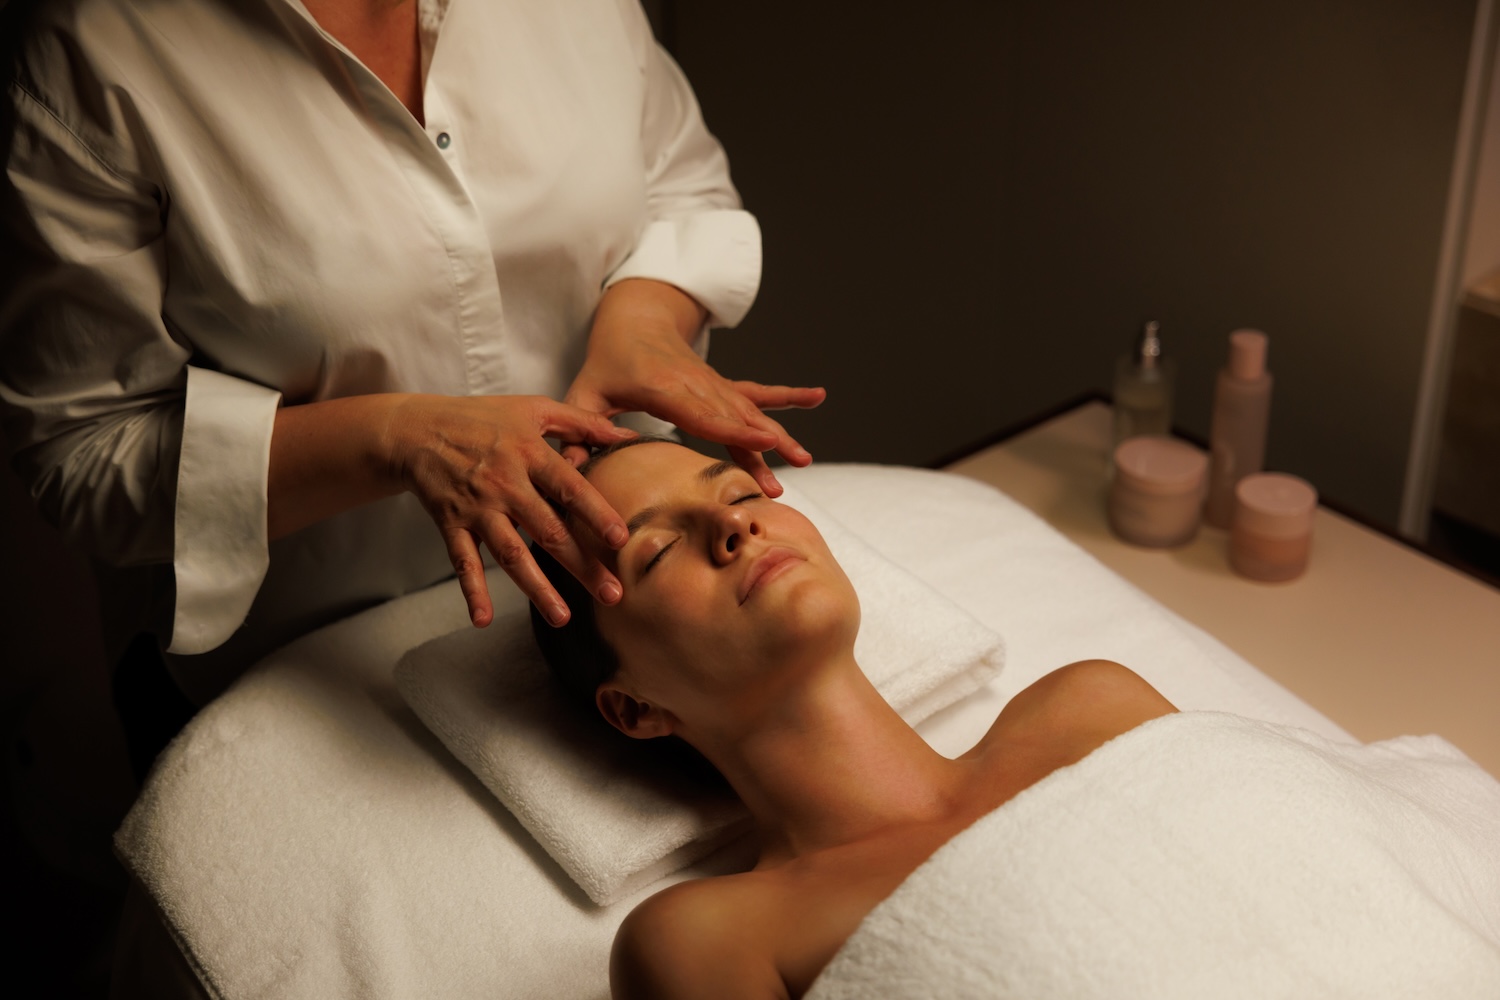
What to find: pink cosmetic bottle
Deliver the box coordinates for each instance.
[1204,330,1273,528]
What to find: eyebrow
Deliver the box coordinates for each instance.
[697,459,739,484]
[624,460,743,537]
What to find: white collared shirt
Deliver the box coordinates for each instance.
[1,0,761,701]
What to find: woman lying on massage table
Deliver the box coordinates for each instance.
[530,437,1179,1000]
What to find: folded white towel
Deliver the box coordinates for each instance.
[395,483,1006,905]
[810,712,1500,999]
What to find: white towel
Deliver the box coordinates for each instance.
[394,483,1006,905]
[809,711,1500,1000]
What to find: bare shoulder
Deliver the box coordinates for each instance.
[611,876,788,1000]
[1012,658,1177,728]
[970,659,1177,763]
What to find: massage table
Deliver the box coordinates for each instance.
[112,464,1500,998]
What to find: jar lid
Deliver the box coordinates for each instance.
[1234,473,1317,538]
[1114,436,1208,497]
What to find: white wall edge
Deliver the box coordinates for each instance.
[1400,0,1499,539]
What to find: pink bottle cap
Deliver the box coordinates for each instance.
[1233,473,1316,538]
[1114,436,1207,497]
[1228,329,1268,380]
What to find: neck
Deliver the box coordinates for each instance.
[690,654,968,862]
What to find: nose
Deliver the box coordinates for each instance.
[712,504,761,566]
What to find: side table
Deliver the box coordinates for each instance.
[944,400,1500,776]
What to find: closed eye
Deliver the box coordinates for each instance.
[642,538,677,576]
[640,493,764,577]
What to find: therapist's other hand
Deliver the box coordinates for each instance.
[386,394,637,629]
[563,279,826,496]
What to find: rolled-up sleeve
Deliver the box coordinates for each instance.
[1,82,279,654]
[169,366,279,654]
[604,1,762,329]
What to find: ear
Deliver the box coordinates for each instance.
[596,684,677,740]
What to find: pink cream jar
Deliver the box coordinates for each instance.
[1109,436,1208,548]
[1229,473,1317,582]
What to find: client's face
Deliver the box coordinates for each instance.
[587,442,860,731]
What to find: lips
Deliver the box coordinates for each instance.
[738,547,805,605]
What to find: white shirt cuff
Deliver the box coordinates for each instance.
[168,365,281,655]
[604,210,762,328]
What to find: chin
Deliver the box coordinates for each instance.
[755,575,860,660]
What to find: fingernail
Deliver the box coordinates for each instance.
[605,525,628,547]
[768,473,783,493]
[599,581,622,604]
[548,603,569,627]
[796,447,811,461]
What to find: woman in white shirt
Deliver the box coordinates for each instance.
[0,0,821,718]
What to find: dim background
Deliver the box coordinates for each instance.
[663,0,1495,533]
[3,0,1497,995]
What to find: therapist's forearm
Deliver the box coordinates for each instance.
[596,278,708,347]
[267,394,405,541]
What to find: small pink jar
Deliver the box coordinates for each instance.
[1109,436,1208,548]
[1230,473,1317,582]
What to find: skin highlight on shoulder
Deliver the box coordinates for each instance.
[967,659,1178,773]
[612,877,789,1000]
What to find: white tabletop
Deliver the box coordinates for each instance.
[945,401,1500,776]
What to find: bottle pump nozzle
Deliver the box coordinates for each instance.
[1111,320,1176,463]
[1136,320,1163,371]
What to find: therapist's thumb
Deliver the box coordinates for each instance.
[560,381,619,418]
[542,399,638,446]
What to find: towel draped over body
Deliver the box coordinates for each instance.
[808,711,1500,1000]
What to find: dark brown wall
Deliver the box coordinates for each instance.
[672,0,1478,527]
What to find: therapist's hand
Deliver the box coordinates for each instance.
[563,278,826,496]
[385,394,637,628]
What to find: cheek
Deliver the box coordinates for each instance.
[597,589,725,688]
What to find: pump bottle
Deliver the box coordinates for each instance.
[1111,320,1176,458]
[1204,329,1273,528]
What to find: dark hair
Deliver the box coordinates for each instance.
[527,435,675,707]
[529,542,619,708]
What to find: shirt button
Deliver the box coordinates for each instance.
[436,132,452,149]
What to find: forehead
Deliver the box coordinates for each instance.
[585,442,738,511]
